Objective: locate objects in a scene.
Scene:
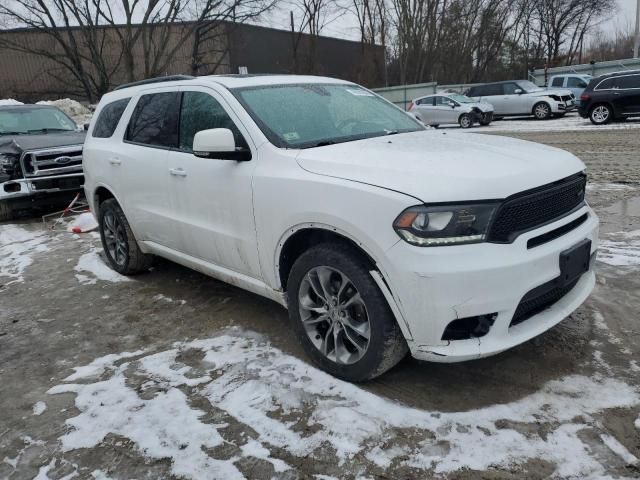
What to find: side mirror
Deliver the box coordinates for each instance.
[447,101,456,108]
[514,89,523,94]
[193,128,251,161]
[83,123,89,131]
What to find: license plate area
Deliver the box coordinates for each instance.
[559,239,591,287]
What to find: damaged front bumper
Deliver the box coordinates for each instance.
[1,172,84,206]
[380,204,599,363]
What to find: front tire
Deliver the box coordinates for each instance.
[589,104,612,125]
[0,201,13,222]
[459,113,473,128]
[533,102,552,120]
[479,112,493,126]
[98,198,153,275]
[287,243,408,381]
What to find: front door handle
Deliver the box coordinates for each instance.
[108,157,121,166]
[169,168,187,177]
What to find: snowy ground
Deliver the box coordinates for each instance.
[0,98,92,126]
[1,129,640,479]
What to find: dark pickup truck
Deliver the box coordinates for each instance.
[0,104,85,221]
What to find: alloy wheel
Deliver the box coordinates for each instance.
[534,103,550,119]
[298,266,371,364]
[103,211,128,266]
[592,106,609,124]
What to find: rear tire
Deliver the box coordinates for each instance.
[0,201,13,222]
[98,198,153,275]
[459,113,473,128]
[589,104,612,125]
[287,242,408,382]
[533,102,552,120]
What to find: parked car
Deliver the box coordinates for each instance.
[467,80,576,119]
[547,74,592,105]
[84,74,599,381]
[578,70,640,125]
[408,93,494,128]
[0,104,85,221]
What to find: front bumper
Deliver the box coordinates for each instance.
[381,204,599,362]
[1,172,84,203]
[551,101,576,113]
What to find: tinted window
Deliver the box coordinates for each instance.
[417,97,434,106]
[503,83,521,94]
[467,87,480,96]
[567,77,587,88]
[126,92,180,147]
[483,84,503,96]
[551,77,564,87]
[596,78,616,90]
[93,98,130,138]
[434,96,447,106]
[616,75,640,89]
[179,92,247,151]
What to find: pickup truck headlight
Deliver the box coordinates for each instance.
[393,203,498,246]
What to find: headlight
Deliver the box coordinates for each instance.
[393,203,498,246]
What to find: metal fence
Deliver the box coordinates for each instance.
[372,82,437,108]
[533,58,640,85]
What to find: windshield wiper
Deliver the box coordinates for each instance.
[27,128,73,134]
[384,129,399,135]
[310,140,337,147]
[0,131,28,136]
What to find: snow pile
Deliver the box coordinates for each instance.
[48,329,640,479]
[32,401,47,416]
[597,230,640,267]
[37,98,92,125]
[67,212,98,233]
[0,99,23,106]
[0,224,50,284]
[74,248,131,285]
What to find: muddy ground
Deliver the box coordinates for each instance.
[1,126,639,479]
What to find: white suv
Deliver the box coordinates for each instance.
[83,74,599,381]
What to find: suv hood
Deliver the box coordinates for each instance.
[0,131,85,155]
[296,131,585,202]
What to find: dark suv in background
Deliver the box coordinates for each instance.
[0,104,85,221]
[579,70,640,125]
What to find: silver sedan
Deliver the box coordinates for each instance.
[409,93,494,128]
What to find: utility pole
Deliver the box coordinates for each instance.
[635,0,640,58]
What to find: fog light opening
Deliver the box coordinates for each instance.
[441,313,497,341]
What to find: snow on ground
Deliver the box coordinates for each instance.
[47,329,639,479]
[32,401,47,416]
[36,98,92,125]
[74,248,131,285]
[0,99,23,106]
[441,113,640,133]
[66,212,98,233]
[0,224,50,284]
[597,230,640,267]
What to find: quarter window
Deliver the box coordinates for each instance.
[92,98,130,138]
[125,92,180,148]
[179,92,247,151]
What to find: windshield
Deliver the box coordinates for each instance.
[0,107,76,135]
[232,83,424,148]
[448,93,474,104]
[516,80,543,93]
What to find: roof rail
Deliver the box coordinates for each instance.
[114,75,195,91]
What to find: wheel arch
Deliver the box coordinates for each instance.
[92,184,122,218]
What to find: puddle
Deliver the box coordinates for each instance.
[602,197,640,217]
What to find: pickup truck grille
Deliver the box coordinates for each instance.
[488,173,587,243]
[21,145,83,178]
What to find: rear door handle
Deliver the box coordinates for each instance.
[169,168,187,177]
[108,157,121,166]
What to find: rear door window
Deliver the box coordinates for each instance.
[179,91,247,151]
[125,92,181,148]
[596,78,617,90]
[417,97,434,106]
[616,75,640,89]
[92,98,130,138]
[483,84,503,96]
[551,77,564,87]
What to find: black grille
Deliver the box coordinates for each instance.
[510,279,579,327]
[488,174,586,243]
